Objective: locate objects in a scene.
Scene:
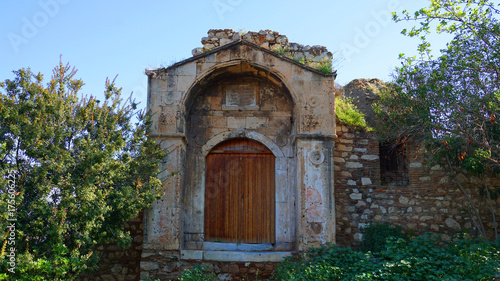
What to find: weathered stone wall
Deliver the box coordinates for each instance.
[81,215,144,281]
[192,29,333,70]
[140,249,279,281]
[334,125,500,247]
[143,36,336,280]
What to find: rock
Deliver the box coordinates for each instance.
[353,233,363,241]
[340,171,352,177]
[243,32,253,41]
[216,31,228,38]
[220,38,232,46]
[361,178,372,186]
[265,33,275,42]
[204,43,215,50]
[350,193,362,200]
[399,196,410,205]
[420,216,434,221]
[347,180,357,186]
[419,176,431,181]
[410,162,423,168]
[445,218,460,229]
[232,32,241,40]
[101,275,115,281]
[140,262,159,271]
[276,35,288,44]
[346,162,363,168]
[361,155,379,160]
[334,157,345,163]
[111,264,123,274]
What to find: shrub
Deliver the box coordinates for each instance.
[360,223,404,253]
[273,234,500,281]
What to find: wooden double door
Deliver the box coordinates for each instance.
[204,138,275,244]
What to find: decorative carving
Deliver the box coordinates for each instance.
[223,83,258,109]
[159,105,177,125]
[308,96,320,108]
[310,150,325,165]
[163,92,176,105]
[275,135,287,147]
[303,114,320,130]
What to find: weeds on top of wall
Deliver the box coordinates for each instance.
[336,96,373,131]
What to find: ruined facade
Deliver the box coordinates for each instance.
[84,30,499,281]
[139,30,336,280]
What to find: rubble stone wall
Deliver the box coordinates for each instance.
[80,215,144,281]
[192,29,333,70]
[334,125,500,247]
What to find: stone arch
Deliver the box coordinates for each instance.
[202,129,285,158]
[181,60,298,119]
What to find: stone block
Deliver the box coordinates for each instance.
[350,193,362,200]
[361,178,372,186]
[410,162,423,168]
[181,250,203,260]
[334,157,345,163]
[338,144,353,151]
[246,117,268,129]
[445,218,460,229]
[227,117,246,129]
[361,155,379,160]
[220,38,232,46]
[346,162,363,168]
[398,196,410,205]
[140,262,159,271]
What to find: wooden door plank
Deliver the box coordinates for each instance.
[205,139,275,244]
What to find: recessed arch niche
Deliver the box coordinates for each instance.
[182,62,296,253]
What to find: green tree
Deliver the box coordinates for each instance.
[0,61,165,280]
[375,0,500,240]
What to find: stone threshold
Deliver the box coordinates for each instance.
[185,241,293,251]
[181,250,294,262]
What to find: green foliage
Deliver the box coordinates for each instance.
[379,0,500,174]
[316,61,333,74]
[273,234,500,280]
[179,265,217,281]
[0,61,165,280]
[377,0,500,240]
[336,96,372,131]
[360,223,404,253]
[273,45,288,56]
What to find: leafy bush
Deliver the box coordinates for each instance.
[0,62,165,280]
[336,96,372,131]
[360,223,404,253]
[273,233,500,281]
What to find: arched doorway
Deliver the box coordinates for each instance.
[204,138,275,244]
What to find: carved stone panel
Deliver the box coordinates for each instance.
[222,83,259,110]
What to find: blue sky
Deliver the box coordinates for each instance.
[1,0,450,109]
